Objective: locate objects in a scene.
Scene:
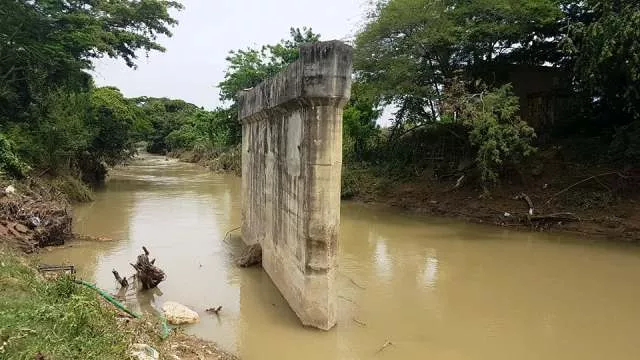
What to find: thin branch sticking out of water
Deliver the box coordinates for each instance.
[223,226,241,243]
[375,340,393,355]
[353,318,367,327]
[340,271,366,290]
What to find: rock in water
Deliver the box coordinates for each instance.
[161,301,199,325]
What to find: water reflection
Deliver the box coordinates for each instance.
[373,235,392,281]
[422,251,438,288]
[38,155,640,360]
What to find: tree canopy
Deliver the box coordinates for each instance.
[0,0,181,182]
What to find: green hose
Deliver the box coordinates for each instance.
[159,313,171,339]
[74,280,142,319]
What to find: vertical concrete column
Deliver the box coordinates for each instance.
[238,41,352,330]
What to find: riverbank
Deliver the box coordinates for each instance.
[163,147,640,242]
[0,178,237,360]
[168,146,241,176]
[343,162,640,242]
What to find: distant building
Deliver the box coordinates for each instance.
[482,64,571,139]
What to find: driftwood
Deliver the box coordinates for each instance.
[205,306,222,314]
[223,226,241,243]
[112,269,129,288]
[515,192,534,215]
[236,244,262,267]
[375,340,393,354]
[130,247,165,289]
[353,318,367,327]
[444,175,466,192]
[545,171,629,205]
[529,212,580,222]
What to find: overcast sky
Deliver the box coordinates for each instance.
[90,0,369,110]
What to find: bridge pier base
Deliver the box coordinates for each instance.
[238,41,352,330]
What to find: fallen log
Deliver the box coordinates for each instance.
[130,247,165,289]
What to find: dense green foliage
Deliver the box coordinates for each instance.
[142,28,324,165]
[218,27,321,102]
[0,0,180,185]
[355,0,562,121]
[453,83,536,183]
[342,85,382,162]
[1,0,638,192]
[351,0,558,184]
[351,0,640,186]
[563,1,640,165]
[0,250,130,359]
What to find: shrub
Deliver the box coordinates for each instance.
[0,133,29,178]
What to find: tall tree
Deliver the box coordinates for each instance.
[566,1,640,123]
[0,0,182,179]
[218,27,321,102]
[355,0,563,126]
[215,27,321,146]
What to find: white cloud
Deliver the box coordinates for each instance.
[90,0,369,109]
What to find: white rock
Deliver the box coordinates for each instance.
[162,301,200,325]
[4,185,15,195]
[130,344,159,360]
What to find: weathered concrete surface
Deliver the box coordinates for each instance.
[238,41,352,330]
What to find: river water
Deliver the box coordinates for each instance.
[39,155,640,360]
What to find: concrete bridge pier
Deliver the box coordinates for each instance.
[238,41,352,330]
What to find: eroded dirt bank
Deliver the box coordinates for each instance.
[345,163,640,242]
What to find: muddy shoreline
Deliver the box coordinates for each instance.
[346,171,640,243]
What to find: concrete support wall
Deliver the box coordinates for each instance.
[238,41,352,330]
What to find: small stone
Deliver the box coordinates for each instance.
[161,301,200,325]
[4,185,15,195]
[14,223,29,233]
[130,344,159,360]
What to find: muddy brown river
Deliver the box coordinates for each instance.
[39,155,640,359]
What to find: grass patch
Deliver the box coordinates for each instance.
[341,165,394,200]
[207,145,241,176]
[47,175,94,203]
[0,249,129,360]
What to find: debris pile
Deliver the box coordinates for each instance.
[0,182,72,252]
[236,243,262,267]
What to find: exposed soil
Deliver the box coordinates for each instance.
[349,161,640,242]
[125,319,237,360]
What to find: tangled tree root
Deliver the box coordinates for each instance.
[130,246,166,289]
